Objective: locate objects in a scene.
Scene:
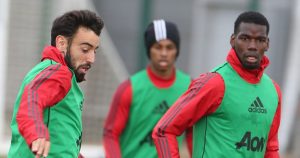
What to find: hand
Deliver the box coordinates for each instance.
[78,153,85,158]
[31,138,50,158]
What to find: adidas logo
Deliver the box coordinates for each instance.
[153,100,169,114]
[248,97,267,114]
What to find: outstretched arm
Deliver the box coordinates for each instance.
[103,80,132,158]
[16,64,72,157]
[152,73,224,158]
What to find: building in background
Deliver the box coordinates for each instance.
[0,0,299,157]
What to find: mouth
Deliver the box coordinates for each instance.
[158,60,168,67]
[78,64,91,74]
[244,52,259,63]
[245,56,258,63]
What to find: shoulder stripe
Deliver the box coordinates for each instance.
[27,64,61,138]
[105,79,131,129]
[103,79,131,158]
[158,73,217,135]
[154,73,217,158]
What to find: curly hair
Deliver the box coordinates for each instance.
[51,10,104,46]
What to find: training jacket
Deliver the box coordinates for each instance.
[152,49,281,158]
[103,66,193,158]
[8,46,84,158]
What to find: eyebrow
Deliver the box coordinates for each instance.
[80,42,99,49]
[239,33,267,38]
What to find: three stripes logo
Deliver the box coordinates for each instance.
[248,97,267,114]
[153,100,169,114]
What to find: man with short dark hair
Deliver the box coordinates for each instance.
[8,10,104,158]
[153,11,281,158]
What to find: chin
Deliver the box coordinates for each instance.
[75,73,86,82]
[244,64,260,69]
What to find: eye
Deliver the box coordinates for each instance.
[166,44,176,50]
[240,37,248,41]
[153,44,161,50]
[258,38,266,43]
[82,48,89,53]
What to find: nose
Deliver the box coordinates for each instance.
[87,52,95,64]
[248,39,258,51]
[160,48,168,56]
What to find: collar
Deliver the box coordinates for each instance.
[226,48,269,84]
[146,65,175,88]
[41,46,67,66]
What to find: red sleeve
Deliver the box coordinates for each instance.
[103,79,132,158]
[185,127,193,156]
[16,64,72,147]
[264,81,281,158]
[185,77,195,157]
[152,73,224,158]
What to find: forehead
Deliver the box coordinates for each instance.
[72,27,100,47]
[154,39,175,46]
[237,22,268,36]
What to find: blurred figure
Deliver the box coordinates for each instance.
[103,19,192,158]
[8,10,104,158]
[153,11,281,158]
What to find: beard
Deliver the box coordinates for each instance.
[235,50,261,70]
[240,60,260,69]
[64,51,89,83]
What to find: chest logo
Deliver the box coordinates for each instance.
[153,100,169,114]
[235,131,265,152]
[248,97,267,114]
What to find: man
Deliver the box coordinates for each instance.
[153,11,281,158]
[8,10,104,158]
[103,19,192,158]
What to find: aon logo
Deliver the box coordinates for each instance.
[235,131,265,152]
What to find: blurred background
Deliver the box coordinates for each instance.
[0,0,299,157]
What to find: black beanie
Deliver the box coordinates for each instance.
[144,19,180,58]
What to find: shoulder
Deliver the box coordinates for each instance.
[48,64,72,80]
[118,79,131,89]
[113,79,132,99]
[36,64,73,85]
[190,72,224,90]
[130,69,148,82]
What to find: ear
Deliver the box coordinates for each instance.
[230,34,235,48]
[55,35,68,55]
[265,37,270,52]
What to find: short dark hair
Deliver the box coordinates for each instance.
[234,11,269,35]
[51,10,104,46]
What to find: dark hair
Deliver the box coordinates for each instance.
[234,11,269,35]
[51,10,104,46]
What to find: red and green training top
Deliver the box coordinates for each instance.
[8,46,84,158]
[103,66,192,158]
[152,49,281,158]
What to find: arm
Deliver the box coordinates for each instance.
[152,73,224,158]
[103,80,132,158]
[185,126,193,156]
[184,77,194,156]
[264,81,282,158]
[16,64,72,156]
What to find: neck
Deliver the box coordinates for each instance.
[146,65,176,88]
[149,65,174,80]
